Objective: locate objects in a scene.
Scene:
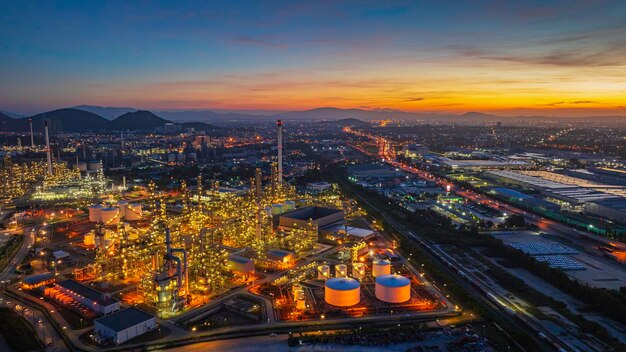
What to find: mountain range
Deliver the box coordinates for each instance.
[1,105,625,132]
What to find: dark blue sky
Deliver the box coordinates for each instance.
[2,0,625,116]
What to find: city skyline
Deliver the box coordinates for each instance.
[2,0,626,117]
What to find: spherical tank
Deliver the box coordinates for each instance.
[325,278,361,307]
[375,274,411,303]
[372,259,391,277]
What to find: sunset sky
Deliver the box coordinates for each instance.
[1,0,626,116]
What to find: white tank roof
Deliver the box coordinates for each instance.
[373,259,391,265]
[376,274,410,287]
[325,277,360,291]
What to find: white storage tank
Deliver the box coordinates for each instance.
[271,204,283,215]
[317,265,330,280]
[352,263,365,279]
[372,259,391,277]
[117,200,129,218]
[125,203,142,221]
[283,200,296,212]
[88,204,103,223]
[101,207,120,225]
[335,264,347,278]
[375,274,411,303]
[325,278,361,307]
[87,160,102,171]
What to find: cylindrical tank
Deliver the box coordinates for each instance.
[265,206,272,217]
[352,263,365,279]
[271,204,283,215]
[76,162,87,172]
[188,152,197,161]
[117,200,128,218]
[335,264,347,278]
[88,204,103,222]
[167,153,176,163]
[325,278,361,307]
[177,153,185,162]
[372,259,391,277]
[87,160,102,171]
[375,274,411,303]
[126,203,142,221]
[317,265,330,280]
[283,200,296,212]
[84,233,95,246]
[100,207,120,225]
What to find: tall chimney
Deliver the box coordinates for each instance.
[277,120,283,184]
[44,120,53,176]
[29,118,35,147]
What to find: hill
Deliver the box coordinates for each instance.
[73,105,137,120]
[107,110,171,130]
[24,108,110,132]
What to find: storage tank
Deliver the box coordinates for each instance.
[188,152,197,161]
[265,206,273,217]
[100,207,120,225]
[375,274,411,303]
[283,200,296,212]
[117,200,129,218]
[335,264,347,278]
[83,233,95,246]
[76,162,87,172]
[177,153,185,162]
[167,153,176,163]
[87,160,102,171]
[271,204,283,215]
[317,265,330,280]
[352,263,365,279]
[372,259,391,277]
[125,203,142,221]
[88,204,103,222]
[324,278,361,307]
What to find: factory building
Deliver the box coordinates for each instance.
[56,279,120,315]
[94,307,156,345]
[278,206,345,231]
[227,255,255,275]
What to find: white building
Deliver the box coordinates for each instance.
[55,279,120,315]
[94,307,156,345]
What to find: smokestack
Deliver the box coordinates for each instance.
[29,118,34,147]
[44,120,53,176]
[277,120,283,184]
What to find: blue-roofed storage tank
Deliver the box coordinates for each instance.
[324,277,360,307]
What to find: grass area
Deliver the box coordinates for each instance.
[0,307,42,352]
[0,234,23,273]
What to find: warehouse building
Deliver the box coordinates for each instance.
[279,206,345,231]
[94,307,156,345]
[56,279,120,315]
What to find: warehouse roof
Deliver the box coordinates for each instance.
[57,279,118,305]
[95,307,154,332]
